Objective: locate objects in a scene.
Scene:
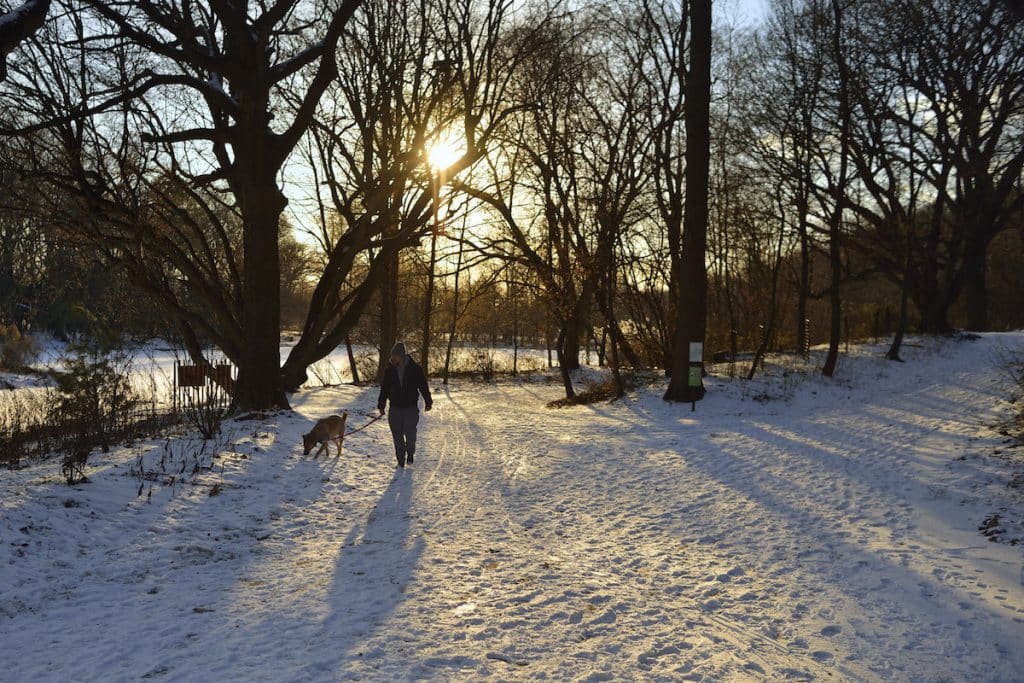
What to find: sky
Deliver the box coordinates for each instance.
[723,0,770,26]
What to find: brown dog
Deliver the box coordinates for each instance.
[302,413,348,458]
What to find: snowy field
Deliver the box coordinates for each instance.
[1,339,552,401]
[2,333,1023,681]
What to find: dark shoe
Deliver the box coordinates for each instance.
[407,453,414,464]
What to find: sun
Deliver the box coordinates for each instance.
[426,137,462,173]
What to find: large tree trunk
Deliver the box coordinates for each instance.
[561,308,583,372]
[962,238,988,331]
[664,0,711,403]
[916,291,954,334]
[915,180,952,334]
[228,76,289,411]
[232,179,289,411]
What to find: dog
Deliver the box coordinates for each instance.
[302,412,348,458]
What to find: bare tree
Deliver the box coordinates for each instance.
[584,5,651,395]
[3,0,363,410]
[463,15,598,398]
[281,0,542,389]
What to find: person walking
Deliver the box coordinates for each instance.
[377,342,432,468]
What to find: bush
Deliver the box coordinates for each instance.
[0,389,53,468]
[179,377,226,440]
[49,340,139,483]
[546,371,649,408]
[473,349,496,381]
[0,324,40,372]
[309,357,343,386]
[354,350,379,385]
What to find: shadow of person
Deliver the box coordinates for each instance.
[313,471,425,674]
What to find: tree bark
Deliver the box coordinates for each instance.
[562,311,582,372]
[345,335,360,384]
[886,247,912,361]
[377,245,399,379]
[822,0,851,379]
[442,222,465,385]
[664,0,711,403]
[231,172,288,411]
[795,180,811,355]
[963,238,988,331]
[228,57,290,411]
[420,228,438,375]
[555,327,575,399]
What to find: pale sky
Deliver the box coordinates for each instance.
[722,0,770,26]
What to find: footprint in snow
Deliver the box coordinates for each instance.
[820,625,842,637]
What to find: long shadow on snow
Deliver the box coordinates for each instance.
[315,470,425,675]
[562,392,1024,629]
[676,431,1024,657]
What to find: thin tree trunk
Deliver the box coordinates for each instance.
[420,227,438,375]
[605,257,624,398]
[510,265,519,376]
[886,261,910,361]
[345,335,360,383]
[442,220,466,385]
[556,327,575,399]
[822,0,851,378]
[795,176,811,356]
[378,244,399,379]
[748,187,788,380]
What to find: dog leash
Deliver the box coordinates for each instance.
[343,413,384,437]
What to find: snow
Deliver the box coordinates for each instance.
[21,336,550,400]
[2,333,1023,681]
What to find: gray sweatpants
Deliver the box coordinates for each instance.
[388,405,419,466]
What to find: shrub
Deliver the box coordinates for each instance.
[0,325,40,372]
[309,357,343,386]
[546,372,649,408]
[49,340,138,482]
[0,388,53,468]
[179,377,225,440]
[354,350,379,385]
[473,349,496,381]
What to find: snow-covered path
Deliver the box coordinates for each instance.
[2,335,1023,681]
